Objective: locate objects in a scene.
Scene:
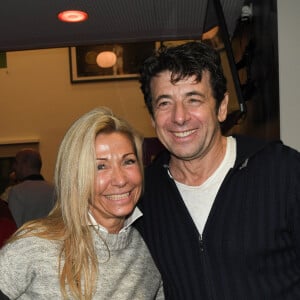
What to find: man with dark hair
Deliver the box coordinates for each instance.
[8,148,55,227]
[136,41,300,299]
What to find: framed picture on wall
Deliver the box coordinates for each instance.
[69,42,155,83]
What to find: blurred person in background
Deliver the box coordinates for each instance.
[8,148,55,227]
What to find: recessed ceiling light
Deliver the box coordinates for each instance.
[58,10,88,23]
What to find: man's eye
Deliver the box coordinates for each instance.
[158,101,168,106]
[156,100,171,110]
[188,98,202,104]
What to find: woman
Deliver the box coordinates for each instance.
[0,107,164,299]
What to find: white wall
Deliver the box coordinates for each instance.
[277,0,300,150]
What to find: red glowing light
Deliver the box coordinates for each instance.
[58,10,88,23]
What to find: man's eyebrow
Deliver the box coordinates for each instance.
[153,90,207,104]
[153,94,171,103]
[185,91,206,98]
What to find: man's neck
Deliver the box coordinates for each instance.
[169,136,228,186]
[21,174,44,181]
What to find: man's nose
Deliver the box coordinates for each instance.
[172,102,190,125]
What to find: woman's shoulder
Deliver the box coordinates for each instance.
[0,233,61,299]
[1,233,60,258]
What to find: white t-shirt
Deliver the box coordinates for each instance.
[174,136,236,234]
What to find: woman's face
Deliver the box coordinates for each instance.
[90,132,142,233]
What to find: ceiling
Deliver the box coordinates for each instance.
[0,0,245,52]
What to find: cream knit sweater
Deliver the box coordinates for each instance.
[0,226,164,299]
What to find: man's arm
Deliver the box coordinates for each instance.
[0,290,10,300]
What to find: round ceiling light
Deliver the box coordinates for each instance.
[58,10,88,23]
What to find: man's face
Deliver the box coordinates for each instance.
[150,70,228,161]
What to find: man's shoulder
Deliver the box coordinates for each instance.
[12,180,54,189]
[9,180,54,203]
[145,150,170,173]
[234,134,300,165]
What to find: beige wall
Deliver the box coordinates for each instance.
[0,47,155,182]
[277,0,300,151]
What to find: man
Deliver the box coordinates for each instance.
[135,41,300,299]
[8,148,55,228]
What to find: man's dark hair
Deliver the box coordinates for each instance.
[139,41,227,116]
[16,149,42,172]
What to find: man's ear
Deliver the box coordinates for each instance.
[218,93,229,122]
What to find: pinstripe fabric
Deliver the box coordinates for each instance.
[136,135,300,300]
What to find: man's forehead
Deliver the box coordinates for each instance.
[152,69,210,83]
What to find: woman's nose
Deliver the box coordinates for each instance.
[111,167,126,186]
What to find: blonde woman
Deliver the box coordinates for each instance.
[0,107,164,300]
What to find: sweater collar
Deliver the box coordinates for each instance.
[88,206,143,233]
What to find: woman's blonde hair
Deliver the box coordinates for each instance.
[8,107,144,299]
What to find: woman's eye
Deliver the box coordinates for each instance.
[97,164,106,170]
[124,158,136,165]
